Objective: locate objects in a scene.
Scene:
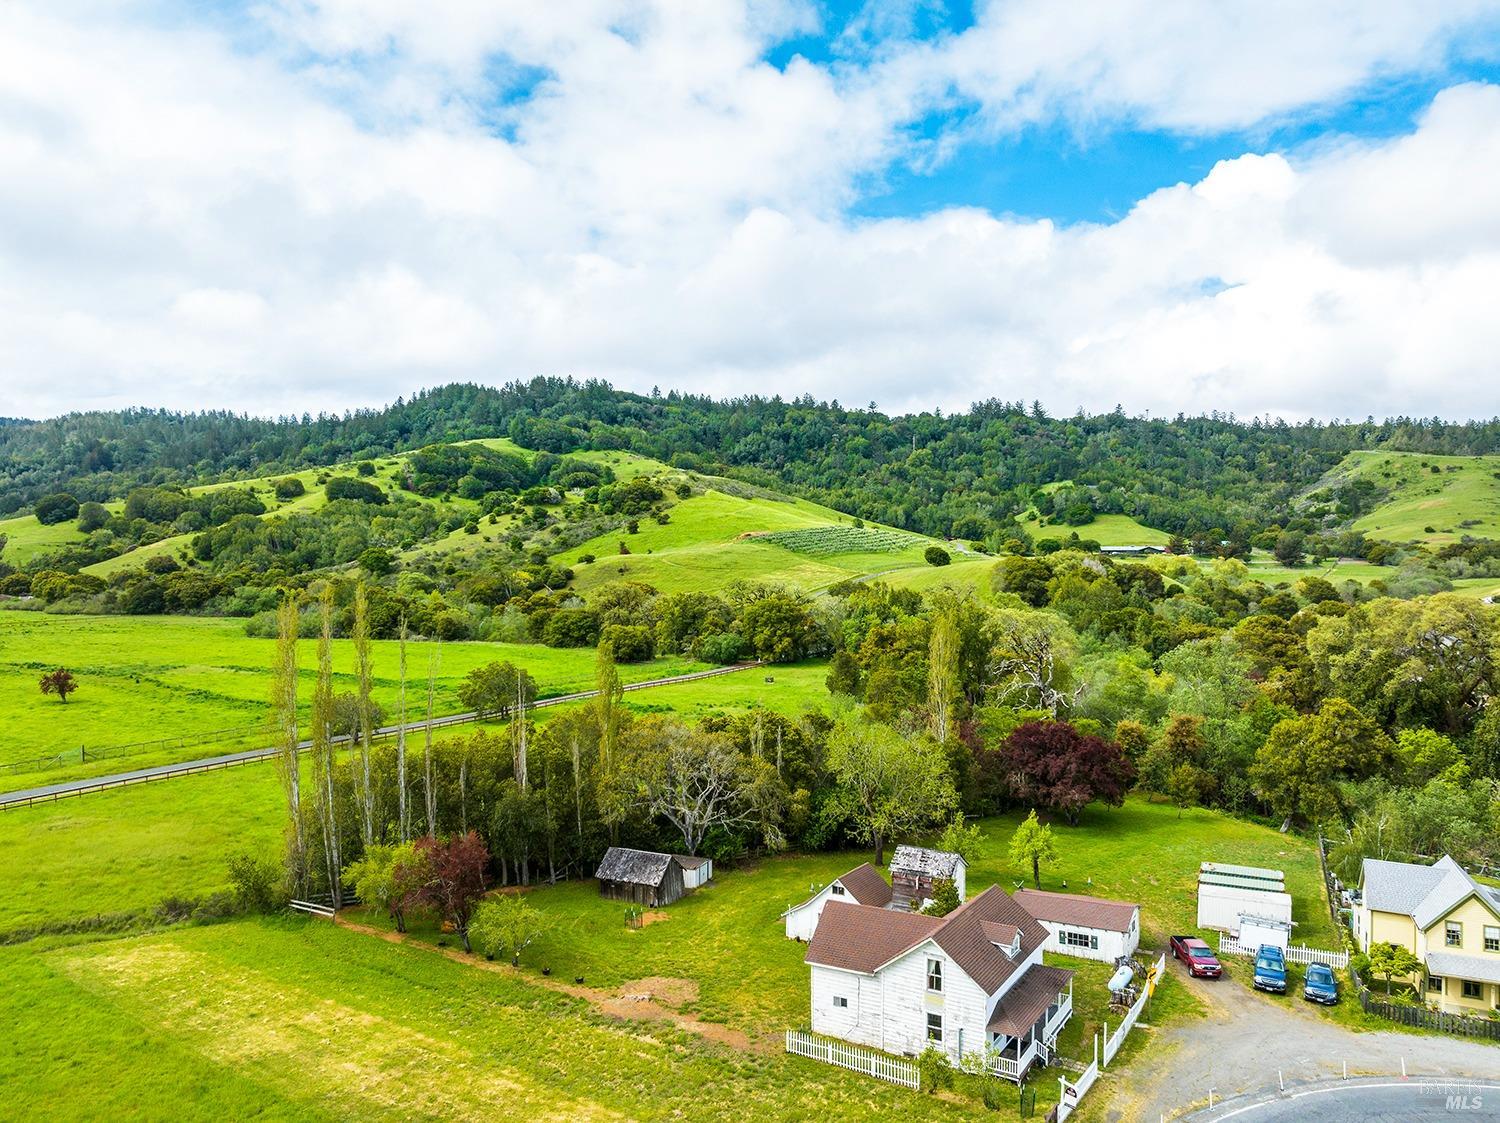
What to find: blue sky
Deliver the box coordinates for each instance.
[5,1,1500,421]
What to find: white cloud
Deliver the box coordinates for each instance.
[0,2,1499,422]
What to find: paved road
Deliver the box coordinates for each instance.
[1098,957,1500,1121]
[0,661,762,810]
[1193,1077,1500,1121]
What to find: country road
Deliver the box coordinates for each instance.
[0,661,763,811]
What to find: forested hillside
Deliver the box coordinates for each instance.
[6,379,1500,540]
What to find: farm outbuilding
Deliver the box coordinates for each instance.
[674,854,712,890]
[595,847,687,907]
[1197,862,1292,933]
[889,845,966,909]
[782,863,893,941]
[1237,913,1293,952]
[1014,888,1141,963]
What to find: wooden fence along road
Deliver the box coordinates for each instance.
[0,662,763,811]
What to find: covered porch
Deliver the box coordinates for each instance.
[985,965,1075,1083]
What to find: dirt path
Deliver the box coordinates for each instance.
[1098,966,1500,1121]
[333,916,762,1052]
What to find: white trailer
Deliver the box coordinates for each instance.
[1197,866,1292,933]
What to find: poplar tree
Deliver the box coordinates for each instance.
[927,610,960,743]
[353,582,375,847]
[423,641,440,835]
[396,618,410,842]
[594,642,623,771]
[271,595,306,893]
[311,587,342,906]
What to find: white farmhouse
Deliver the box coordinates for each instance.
[1013,888,1140,963]
[805,886,1073,1082]
[783,863,893,941]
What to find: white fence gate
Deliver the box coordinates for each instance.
[784,1030,921,1090]
[1217,933,1348,968]
[1056,1054,1099,1122]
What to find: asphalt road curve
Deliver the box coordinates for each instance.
[1196,1078,1500,1121]
[0,661,763,810]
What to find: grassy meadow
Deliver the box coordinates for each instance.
[1318,449,1500,544]
[0,610,708,774]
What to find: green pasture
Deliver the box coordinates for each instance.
[1327,450,1500,544]
[0,610,706,771]
[1018,512,1171,548]
[0,514,88,566]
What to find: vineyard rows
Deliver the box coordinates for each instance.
[755,526,925,557]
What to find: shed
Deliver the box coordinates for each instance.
[595,847,686,907]
[889,845,967,909]
[782,863,893,941]
[674,854,713,890]
[1014,888,1141,963]
[1197,862,1292,933]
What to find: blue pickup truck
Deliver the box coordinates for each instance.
[1253,945,1287,993]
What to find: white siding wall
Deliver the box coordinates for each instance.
[680,860,711,890]
[1034,914,1138,962]
[784,882,853,941]
[809,944,991,1063]
[953,861,967,902]
[1198,885,1293,932]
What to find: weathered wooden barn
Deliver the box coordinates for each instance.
[889,845,967,910]
[595,847,689,907]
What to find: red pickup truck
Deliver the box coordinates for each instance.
[1170,934,1222,978]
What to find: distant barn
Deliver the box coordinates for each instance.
[889,845,966,910]
[594,847,711,907]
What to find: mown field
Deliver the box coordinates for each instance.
[0,610,708,774]
[558,487,941,594]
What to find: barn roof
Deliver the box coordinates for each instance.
[1014,888,1138,933]
[595,847,674,887]
[890,845,963,879]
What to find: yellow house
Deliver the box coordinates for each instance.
[1354,855,1500,1015]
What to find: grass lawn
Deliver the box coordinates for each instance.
[1,918,1000,1122]
[0,610,707,771]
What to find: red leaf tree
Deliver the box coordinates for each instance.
[412,831,490,952]
[998,721,1134,825]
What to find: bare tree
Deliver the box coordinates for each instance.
[270,595,306,893]
[632,722,754,855]
[988,608,1079,717]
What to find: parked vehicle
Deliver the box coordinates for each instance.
[1169,934,1222,978]
[1253,945,1287,993]
[1303,963,1339,1005]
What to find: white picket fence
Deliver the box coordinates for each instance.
[1056,1048,1099,1122]
[1102,953,1166,1067]
[1217,933,1348,968]
[784,1030,921,1090]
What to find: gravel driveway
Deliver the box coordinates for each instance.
[1090,959,1500,1121]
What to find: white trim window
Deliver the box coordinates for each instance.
[832,995,849,1009]
[1060,929,1099,951]
[926,958,943,992]
[926,1012,943,1043]
[831,884,846,897]
[1484,925,1499,953]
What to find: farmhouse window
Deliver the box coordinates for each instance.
[831,884,846,896]
[926,958,943,992]
[1463,980,1484,1000]
[1485,926,1499,953]
[1060,929,1098,951]
[832,995,849,1009]
[1447,921,1463,947]
[926,1013,943,1042]
[1428,975,1445,994]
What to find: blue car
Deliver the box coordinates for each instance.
[1303,962,1339,1005]
[1253,945,1287,993]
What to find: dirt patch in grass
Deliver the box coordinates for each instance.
[335,916,763,1053]
[636,909,670,927]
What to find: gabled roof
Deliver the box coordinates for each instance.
[979,921,1021,948]
[1014,888,1138,933]
[804,901,942,974]
[932,886,1050,994]
[1361,854,1500,929]
[891,845,964,879]
[595,847,674,886]
[836,863,894,907]
[805,885,1050,998]
[1426,950,1500,986]
[673,855,709,870]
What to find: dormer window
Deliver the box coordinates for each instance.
[926,958,943,992]
[831,884,846,896]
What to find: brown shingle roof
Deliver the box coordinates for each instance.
[1013,888,1138,933]
[932,886,1051,994]
[804,901,942,975]
[836,863,894,907]
[979,921,1021,948]
[987,965,1075,1035]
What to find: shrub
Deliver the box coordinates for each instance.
[916,1047,953,1094]
[34,493,80,525]
[356,460,376,476]
[0,573,31,596]
[77,501,110,532]
[924,545,951,566]
[325,477,387,504]
[696,632,744,664]
[600,623,655,662]
[272,476,306,500]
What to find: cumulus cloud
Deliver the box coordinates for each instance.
[0,1,1498,421]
